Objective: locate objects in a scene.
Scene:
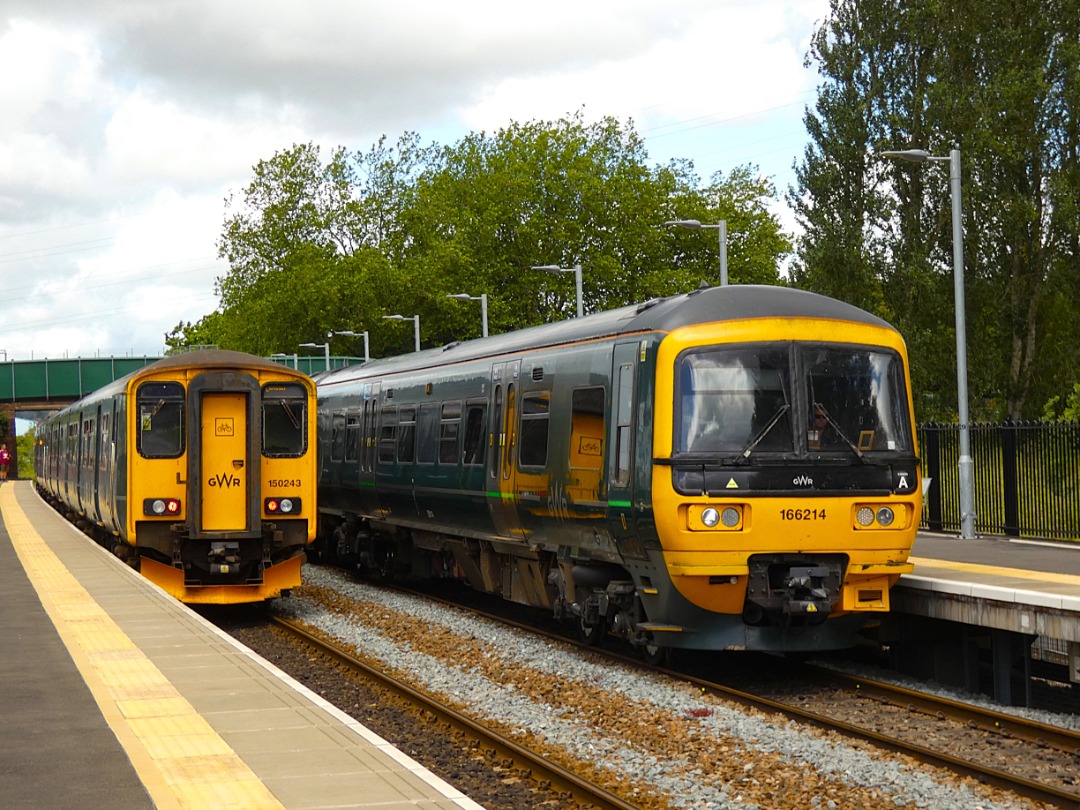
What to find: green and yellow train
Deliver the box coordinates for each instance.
[35,350,317,604]
[317,284,922,657]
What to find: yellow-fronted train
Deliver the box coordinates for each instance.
[35,350,317,604]
[315,285,922,660]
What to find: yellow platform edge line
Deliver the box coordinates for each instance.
[0,484,285,810]
[909,554,1080,585]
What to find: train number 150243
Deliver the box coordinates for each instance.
[268,479,302,488]
[780,508,827,521]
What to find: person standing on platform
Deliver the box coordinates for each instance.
[0,443,10,483]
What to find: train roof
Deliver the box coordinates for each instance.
[320,284,899,387]
[42,350,310,421]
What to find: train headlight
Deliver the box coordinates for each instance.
[689,504,743,531]
[265,497,301,514]
[854,504,903,529]
[144,498,181,516]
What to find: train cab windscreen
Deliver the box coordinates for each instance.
[802,347,912,454]
[675,344,911,459]
[137,382,185,458]
[262,383,307,457]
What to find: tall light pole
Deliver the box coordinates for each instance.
[270,352,298,369]
[383,314,420,352]
[299,341,330,371]
[665,219,728,286]
[447,293,489,338]
[881,146,975,539]
[531,264,583,318]
[329,329,370,363]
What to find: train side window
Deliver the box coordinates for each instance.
[344,413,361,461]
[330,411,346,461]
[569,387,605,500]
[263,383,308,457]
[82,417,95,466]
[462,401,486,466]
[489,388,503,479]
[137,381,185,458]
[439,401,462,465]
[378,406,397,464]
[502,384,517,480]
[416,402,438,465]
[615,364,634,486]
[518,392,550,468]
[398,405,417,463]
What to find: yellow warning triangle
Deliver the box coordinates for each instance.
[726,478,739,489]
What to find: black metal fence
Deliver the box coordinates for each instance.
[918,421,1080,541]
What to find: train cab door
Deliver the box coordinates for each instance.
[607,342,640,554]
[488,360,526,541]
[189,372,260,538]
[200,392,249,531]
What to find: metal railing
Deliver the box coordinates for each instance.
[918,421,1080,541]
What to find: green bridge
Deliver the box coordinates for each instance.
[0,354,361,405]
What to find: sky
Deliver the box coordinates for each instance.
[0,0,831,362]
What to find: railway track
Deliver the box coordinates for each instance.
[360,579,1080,809]
[271,615,644,810]
[688,665,1080,809]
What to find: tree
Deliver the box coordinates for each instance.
[793,0,1080,421]
[189,115,792,358]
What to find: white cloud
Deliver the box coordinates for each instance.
[0,0,830,360]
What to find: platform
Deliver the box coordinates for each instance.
[889,531,1080,704]
[0,481,483,810]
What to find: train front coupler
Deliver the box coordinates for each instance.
[743,554,844,626]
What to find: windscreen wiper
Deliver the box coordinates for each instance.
[738,404,790,461]
[813,403,865,462]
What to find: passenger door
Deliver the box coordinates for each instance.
[607,343,639,554]
[488,360,526,540]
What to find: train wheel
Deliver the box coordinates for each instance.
[578,616,604,646]
[640,635,670,667]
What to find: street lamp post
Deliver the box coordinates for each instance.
[531,264,583,318]
[881,147,975,539]
[299,342,330,371]
[383,314,421,352]
[446,293,489,338]
[329,330,370,363]
[270,352,299,369]
[665,219,728,286]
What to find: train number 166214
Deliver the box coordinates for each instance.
[780,507,827,521]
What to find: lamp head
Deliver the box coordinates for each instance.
[665,218,703,230]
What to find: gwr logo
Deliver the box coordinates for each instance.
[208,471,242,488]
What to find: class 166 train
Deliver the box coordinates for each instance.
[318,284,922,657]
[35,350,317,605]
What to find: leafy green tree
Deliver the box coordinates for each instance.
[793,0,1080,421]
[17,428,34,479]
[190,115,792,358]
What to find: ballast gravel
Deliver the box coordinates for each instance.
[274,566,1048,810]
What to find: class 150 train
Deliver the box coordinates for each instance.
[35,350,317,605]
[316,284,921,657]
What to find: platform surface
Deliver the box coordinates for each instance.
[908,531,1080,608]
[0,481,483,810]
